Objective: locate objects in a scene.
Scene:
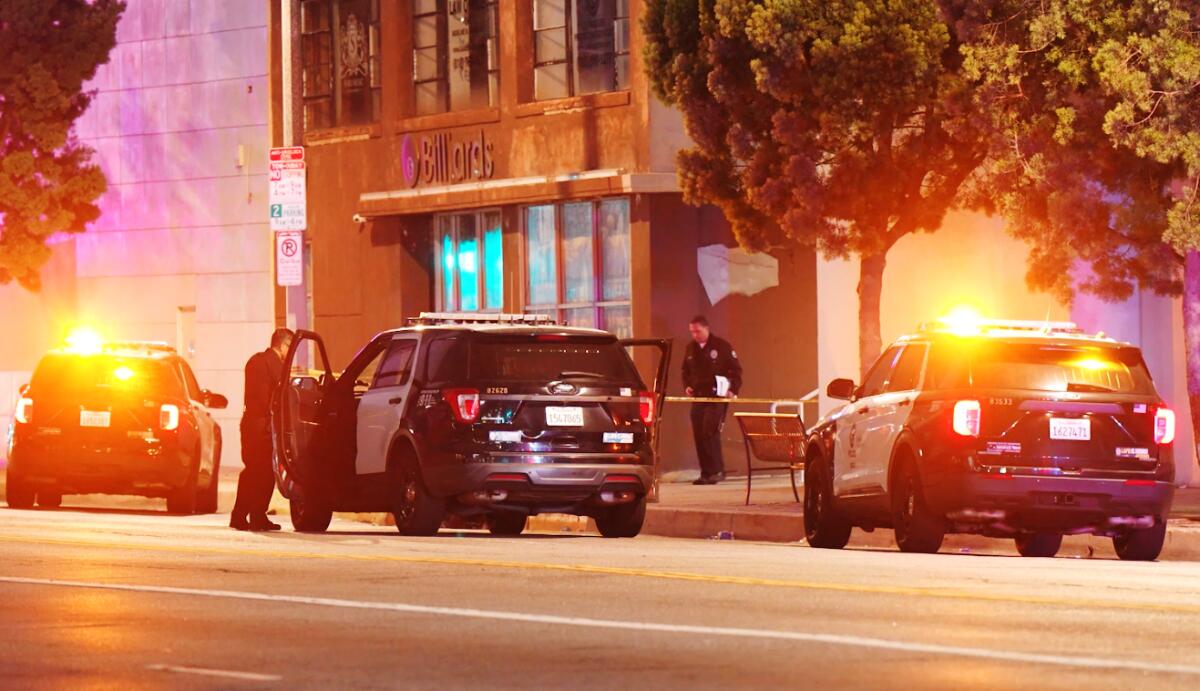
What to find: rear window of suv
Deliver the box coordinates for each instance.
[469,337,642,384]
[927,341,1155,394]
[32,354,185,398]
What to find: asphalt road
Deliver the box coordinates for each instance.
[2,504,1200,690]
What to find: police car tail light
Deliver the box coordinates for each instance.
[638,391,656,425]
[443,389,481,424]
[1154,407,1176,445]
[15,396,33,425]
[953,400,981,437]
[159,404,180,431]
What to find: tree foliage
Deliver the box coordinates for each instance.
[0,0,123,290]
[947,0,1198,304]
[644,0,989,373]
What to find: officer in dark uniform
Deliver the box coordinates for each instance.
[230,327,293,531]
[682,315,742,485]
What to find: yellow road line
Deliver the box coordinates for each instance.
[1,533,1196,615]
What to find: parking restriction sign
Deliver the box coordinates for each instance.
[269,147,306,231]
[276,231,303,286]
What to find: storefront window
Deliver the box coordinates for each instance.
[436,210,503,312]
[533,0,630,101]
[526,205,558,306]
[302,0,381,130]
[414,0,500,116]
[524,199,632,337]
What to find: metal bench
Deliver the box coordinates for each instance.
[733,412,807,506]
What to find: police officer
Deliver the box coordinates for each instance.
[682,315,742,485]
[230,327,293,531]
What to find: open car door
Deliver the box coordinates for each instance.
[621,338,672,501]
[271,330,334,501]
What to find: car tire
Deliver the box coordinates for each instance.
[166,454,200,515]
[892,459,945,554]
[804,454,852,549]
[5,468,35,509]
[392,453,444,536]
[36,491,62,509]
[486,512,527,536]
[1015,531,1062,558]
[1113,520,1167,562]
[290,493,333,533]
[595,496,646,538]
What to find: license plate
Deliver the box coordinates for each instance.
[546,407,585,427]
[1049,417,1090,441]
[80,410,111,428]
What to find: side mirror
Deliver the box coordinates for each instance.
[826,378,857,401]
[202,390,229,410]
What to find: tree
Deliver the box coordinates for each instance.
[951,0,1200,453]
[644,0,989,376]
[0,0,123,290]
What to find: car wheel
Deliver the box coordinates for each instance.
[36,491,62,509]
[5,469,35,509]
[595,496,646,538]
[166,453,200,515]
[290,492,333,533]
[804,454,852,549]
[392,454,444,536]
[892,459,945,554]
[486,512,527,536]
[1015,531,1062,558]
[1113,520,1167,562]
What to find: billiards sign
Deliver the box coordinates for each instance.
[401,129,496,188]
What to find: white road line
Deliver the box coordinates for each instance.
[146,664,281,682]
[3,575,1198,677]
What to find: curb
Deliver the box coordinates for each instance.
[525,505,1200,561]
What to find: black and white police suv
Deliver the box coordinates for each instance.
[271,314,669,537]
[6,336,227,514]
[802,317,1177,561]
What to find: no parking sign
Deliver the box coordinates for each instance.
[276,231,303,287]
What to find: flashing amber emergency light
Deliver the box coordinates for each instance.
[64,327,105,355]
[113,365,136,382]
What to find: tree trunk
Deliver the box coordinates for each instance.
[857,252,887,380]
[1183,251,1200,473]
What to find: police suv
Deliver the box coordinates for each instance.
[271,314,669,537]
[803,318,1176,560]
[6,338,227,514]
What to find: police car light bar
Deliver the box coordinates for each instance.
[409,312,558,326]
[103,340,177,353]
[919,318,1083,335]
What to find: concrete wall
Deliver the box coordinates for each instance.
[64,0,274,466]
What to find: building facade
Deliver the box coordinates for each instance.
[270,0,821,472]
[0,0,275,467]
